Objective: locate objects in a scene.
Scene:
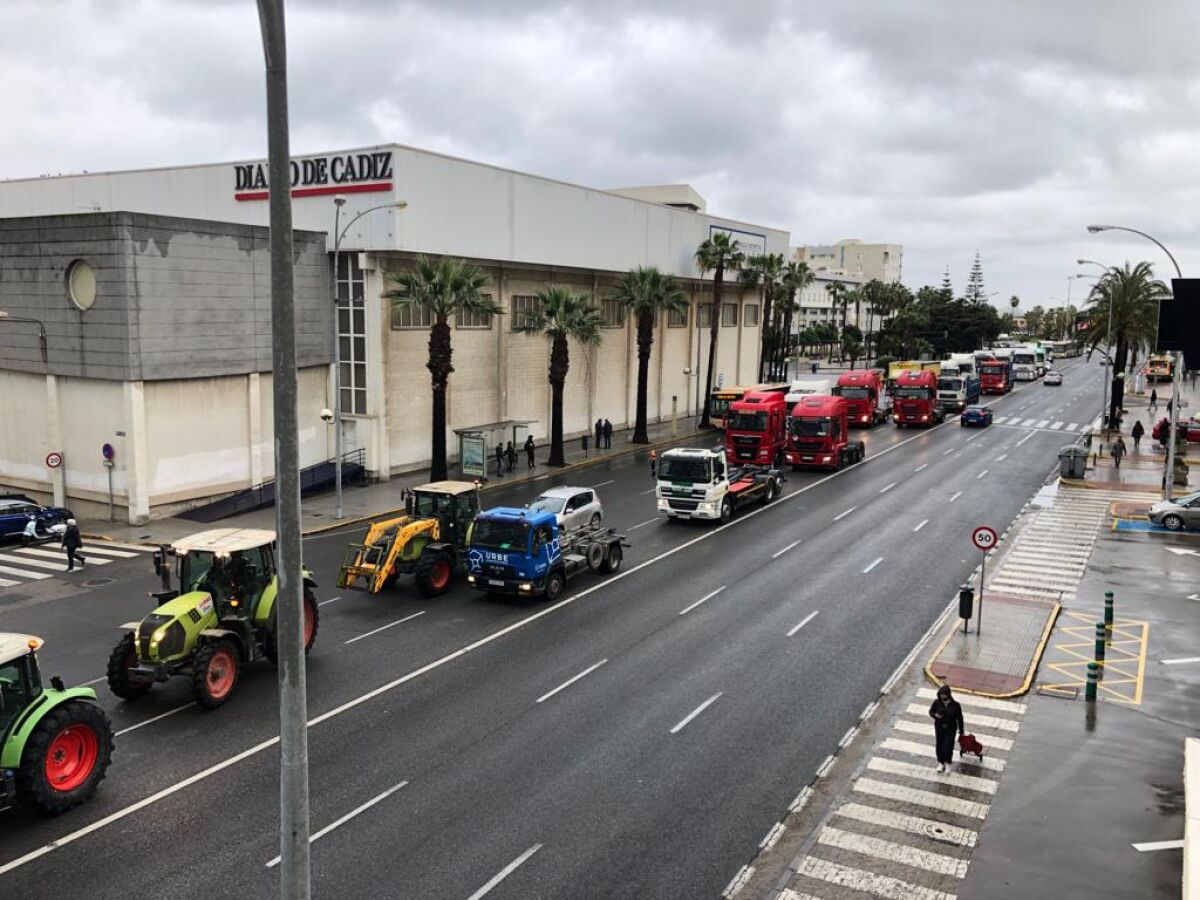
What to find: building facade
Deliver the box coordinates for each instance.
[0,144,789,521]
[794,239,902,284]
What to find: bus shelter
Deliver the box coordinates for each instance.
[453,420,536,481]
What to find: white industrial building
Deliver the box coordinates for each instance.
[0,143,788,522]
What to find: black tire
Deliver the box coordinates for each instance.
[765,479,778,502]
[16,700,113,814]
[263,589,320,665]
[719,497,733,523]
[1162,514,1185,531]
[192,639,241,710]
[588,513,602,528]
[106,633,152,701]
[599,543,623,574]
[543,570,565,602]
[415,550,454,598]
[584,541,605,570]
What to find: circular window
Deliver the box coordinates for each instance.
[66,260,97,311]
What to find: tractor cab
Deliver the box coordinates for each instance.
[0,636,43,741]
[162,529,279,621]
[406,481,480,549]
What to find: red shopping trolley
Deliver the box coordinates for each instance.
[958,733,985,760]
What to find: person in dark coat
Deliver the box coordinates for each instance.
[1149,388,1158,413]
[524,435,536,469]
[505,441,517,472]
[602,418,613,448]
[595,419,604,451]
[495,443,505,477]
[61,519,87,571]
[1131,419,1145,452]
[1111,435,1127,469]
[928,684,964,773]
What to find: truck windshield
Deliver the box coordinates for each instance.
[660,458,711,482]
[710,396,737,418]
[938,378,963,391]
[1013,353,1035,365]
[471,520,529,552]
[835,387,870,399]
[791,417,830,437]
[894,387,931,398]
[981,365,1005,376]
[727,411,767,431]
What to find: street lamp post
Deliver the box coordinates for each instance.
[1086,226,1185,499]
[331,198,407,519]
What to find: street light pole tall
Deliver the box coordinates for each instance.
[331,199,407,520]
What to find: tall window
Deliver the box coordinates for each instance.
[697,303,713,329]
[337,255,367,416]
[667,306,689,328]
[722,302,739,327]
[510,294,541,331]
[457,297,494,330]
[743,304,759,327]
[599,297,625,328]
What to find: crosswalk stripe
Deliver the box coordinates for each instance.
[1051,421,1064,429]
[835,800,980,847]
[905,705,1020,732]
[1020,418,1037,427]
[0,554,72,572]
[868,756,998,795]
[1035,419,1049,428]
[853,777,990,819]
[992,416,1008,424]
[15,547,110,564]
[880,737,1007,772]
[91,540,157,553]
[818,825,969,878]
[75,545,138,558]
[778,891,822,900]
[0,577,18,587]
[0,564,51,580]
[1065,423,1078,431]
[796,856,958,900]
[895,717,1016,748]
[916,687,1026,715]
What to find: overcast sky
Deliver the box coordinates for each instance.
[4,0,1198,305]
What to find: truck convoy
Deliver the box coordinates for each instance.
[785,377,838,413]
[979,355,1014,394]
[709,382,789,429]
[786,395,865,469]
[833,370,891,426]
[724,389,789,465]
[464,508,624,601]
[1011,344,1040,382]
[892,369,945,426]
[656,447,783,522]
[887,360,941,382]
[936,368,982,411]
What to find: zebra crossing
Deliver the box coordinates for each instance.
[0,540,154,588]
[988,413,1101,434]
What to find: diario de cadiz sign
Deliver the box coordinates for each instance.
[234,151,394,201]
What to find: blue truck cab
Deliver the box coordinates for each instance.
[465,506,624,602]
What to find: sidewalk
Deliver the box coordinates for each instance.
[85,418,706,546]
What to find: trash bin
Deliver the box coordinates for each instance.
[1058,445,1087,478]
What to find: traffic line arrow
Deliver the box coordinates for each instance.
[1187,593,1200,601]
[1165,547,1200,557]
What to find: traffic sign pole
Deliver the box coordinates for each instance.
[979,549,985,635]
[970,526,998,637]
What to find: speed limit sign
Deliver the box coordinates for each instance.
[45,451,63,469]
[971,525,998,551]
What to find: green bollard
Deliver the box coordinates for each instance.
[1094,622,1106,676]
[1104,591,1114,632]
[1086,662,1098,701]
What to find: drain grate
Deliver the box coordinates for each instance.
[83,577,116,588]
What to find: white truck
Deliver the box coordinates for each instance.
[1011,344,1040,382]
[785,376,837,413]
[656,447,783,523]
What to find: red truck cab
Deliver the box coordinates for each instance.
[978,357,1014,394]
[725,390,788,466]
[786,395,865,470]
[833,370,890,427]
[892,369,944,427]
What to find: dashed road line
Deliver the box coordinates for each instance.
[679,586,726,616]
[787,610,820,637]
[913,519,929,532]
[670,692,723,734]
[466,843,544,900]
[833,506,857,521]
[266,780,409,868]
[344,611,426,645]
[772,539,802,558]
[536,659,608,703]
[948,491,963,503]
[862,557,884,574]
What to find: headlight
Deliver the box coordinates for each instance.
[519,583,532,592]
[152,629,166,642]
[467,575,476,584]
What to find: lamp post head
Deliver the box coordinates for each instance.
[333,196,347,208]
[392,200,408,210]
[1086,225,1110,234]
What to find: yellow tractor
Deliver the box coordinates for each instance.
[338,481,480,597]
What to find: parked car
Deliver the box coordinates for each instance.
[1152,418,1200,443]
[960,405,994,428]
[527,486,604,531]
[0,496,73,542]
[1044,370,1063,386]
[1147,490,1200,531]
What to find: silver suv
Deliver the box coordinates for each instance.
[528,486,604,531]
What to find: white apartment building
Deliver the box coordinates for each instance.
[794,239,903,284]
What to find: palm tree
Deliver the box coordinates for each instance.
[859,279,890,359]
[613,267,688,443]
[778,261,813,378]
[694,233,745,427]
[516,285,604,466]
[386,256,501,481]
[739,256,770,380]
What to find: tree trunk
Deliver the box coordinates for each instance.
[427,317,453,481]
[548,334,569,465]
[633,310,653,443]
[780,290,797,381]
[701,267,723,428]
[1109,331,1128,427]
[758,284,774,382]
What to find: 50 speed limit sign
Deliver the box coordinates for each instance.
[971,525,998,551]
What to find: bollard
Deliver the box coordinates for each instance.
[1104,590,1114,631]
[1093,621,1106,677]
[1085,662,1098,701]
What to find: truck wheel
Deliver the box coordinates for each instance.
[1162,514,1185,531]
[585,541,605,570]
[588,513,602,528]
[544,570,565,602]
[263,589,320,665]
[415,550,453,597]
[16,700,113,814]
[719,498,733,522]
[599,544,623,574]
[106,633,152,701]
[192,639,240,710]
[765,479,778,502]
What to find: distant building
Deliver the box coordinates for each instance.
[793,239,902,284]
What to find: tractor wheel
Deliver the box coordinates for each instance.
[1162,514,1185,531]
[192,639,241,710]
[415,551,454,598]
[263,589,320,666]
[106,633,152,701]
[16,700,113,814]
[599,544,623,574]
[543,570,565,602]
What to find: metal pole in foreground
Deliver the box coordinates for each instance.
[978,550,986,636]
[255,2,311,897]
[1164,351,1183,501]
[332,198,345,520]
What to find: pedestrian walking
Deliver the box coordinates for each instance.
[1149,388,1157,413]
[524,435,536,469]
[603,418,613,449]
[594,419,603,451]
[1131,420,1144,452]
[495,443,505,477]
[1167,398,1173,416]
[1111,435,1127,469]
[1192,370,1197,390]
[928,684,964,773]
[61,519,87,572]
[505,441,517,473]
[649,449,657,479]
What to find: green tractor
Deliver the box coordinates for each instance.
[1,634,114,813]
[338,481,480,597]
[107,528,319,710]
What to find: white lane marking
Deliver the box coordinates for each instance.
[795,856,958,900]
[833,506,857,521]
[835,801,978,848]
[0,553,74,571]
[1132,839,1184,852]
[68,545,137,558]
[818,825,968,878]
[815,754,836,778]
[853,777,989,819]
[948,491,963,503]
[914,463,928,472]
[722,864,756,899]
[343,610,426,644]
[466,843,544,900]
[1051,421,1064,430]
[74,676,108,688]
[670,692,723,734]
[943,447,956,456]
[1017,430,1037,446]
[1035,419,1050,428]
[536,659,608,703]
[626,518,657,531]
[879,482,897,494]
[640,487,657,495]
[862,556,884,573]
[787,610,820,637]
[1065,422,1079,431]
[789,786,814,813]
[318,596,340,606]
[0,577,17,587]
[114,703,196,737]
[976,469,989,479]
[0,419,958,876]
[992,415,1008,424]
[266,780,409,868]
[913,519,929,532]
[1020,418,1037,427]
[12,547,109,564]
[1161,657,1200,666]
[838,726,860,748]
[591,479,615,488]
[995,453,1008,462]
[759,822,787,851]
[867,755,998,794]
[772,539,802,558]
[89,540,156,553]
[679,585,726,615]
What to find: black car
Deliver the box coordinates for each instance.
[0,495,73,541]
